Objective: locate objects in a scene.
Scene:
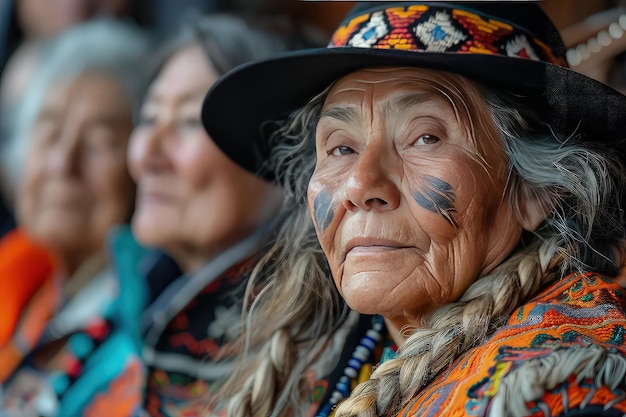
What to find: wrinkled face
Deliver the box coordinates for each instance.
[308,67,525,326]
[18,72,135,268]
[128,45,283,272]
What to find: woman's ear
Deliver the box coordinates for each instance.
[612,240,626,287]
[515,183,555,231]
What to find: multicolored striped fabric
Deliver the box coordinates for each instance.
[400,272,626,416]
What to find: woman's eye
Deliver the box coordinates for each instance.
[330,146,355,156]
[180,118,202,128]
[83,127,119,154]
[414,134,440,146]
[137,115,156,126]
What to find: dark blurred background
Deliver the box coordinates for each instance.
[1,0,624,69]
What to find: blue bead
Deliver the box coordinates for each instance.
[348,358,362,369]
[366,329,381,341]
[344,366,358,378]
[337,380,349,393]
[363,27,376,40]
[361,336,375,350]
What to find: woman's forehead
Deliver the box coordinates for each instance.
[321,67,478,124]
[324,67,473,107]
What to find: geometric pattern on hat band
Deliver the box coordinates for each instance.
[330,4,568,67]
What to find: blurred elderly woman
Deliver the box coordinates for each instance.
[0,19,150,417]
[201,2,626,416]
[110,14,322,416]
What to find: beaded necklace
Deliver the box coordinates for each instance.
[316,315,392,417]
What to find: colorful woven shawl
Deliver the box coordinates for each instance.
[400,272,626,416]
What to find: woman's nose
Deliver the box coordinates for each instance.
[129,122,172,174]
[343,143,401,212]
[47,129,80,177]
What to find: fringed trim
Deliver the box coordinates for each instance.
[487,344,626,416]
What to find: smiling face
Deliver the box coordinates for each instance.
[128,44,283,273]
[18,72,135,274]
[308,67,528,331]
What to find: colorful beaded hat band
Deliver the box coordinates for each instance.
[330,4,567,67]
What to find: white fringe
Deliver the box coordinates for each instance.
[487,344,626,416]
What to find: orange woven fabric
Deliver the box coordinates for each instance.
[400,272,626,416]
[0,229,58,382]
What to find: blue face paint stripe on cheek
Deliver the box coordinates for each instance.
[413,176,457,227]
[427,176,454,195]
[313,191,335,231]
[413,191,437,213]
[423,188,454,211]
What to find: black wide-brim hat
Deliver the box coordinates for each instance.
[202,1,626,182]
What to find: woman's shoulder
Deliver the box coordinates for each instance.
[527,271,626,309]
[0,228,57,344]
[507,271,626,341]
[401,271,626,416]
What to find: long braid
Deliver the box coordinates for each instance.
[216,89,348,417]
[226,329,297,417]
[336,239,560,416]
[221,216,338,417]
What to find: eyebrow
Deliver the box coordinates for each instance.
[319,92,445,124]
[385,91,441,116]
[88,114,129,127]
[319,106,359,124]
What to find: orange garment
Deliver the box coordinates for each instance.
[0,229,57,382]
[400,272,626,416]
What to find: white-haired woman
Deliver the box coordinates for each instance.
[201,2,626,416]
[0,18,151,417]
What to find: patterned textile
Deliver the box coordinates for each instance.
[138,225,274,417]
[143,257,255,417]
[0,229,57,389]
[0,226,148,417]
[0,230,56,360]
[399,272,626,416]
[329,3,566,67]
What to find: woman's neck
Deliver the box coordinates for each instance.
[58,252,107,299]
[383,316,411,346]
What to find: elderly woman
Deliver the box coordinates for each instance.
[202,2,626,416]
[113,14,322,416]
[0,19,151,417]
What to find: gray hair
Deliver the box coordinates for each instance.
[146,12,323,81]
[0,18,152,199]
[214,88,346,417]
[225,71,626,417]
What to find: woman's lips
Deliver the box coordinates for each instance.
[138,190,177,205]
[344,237,411,256]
